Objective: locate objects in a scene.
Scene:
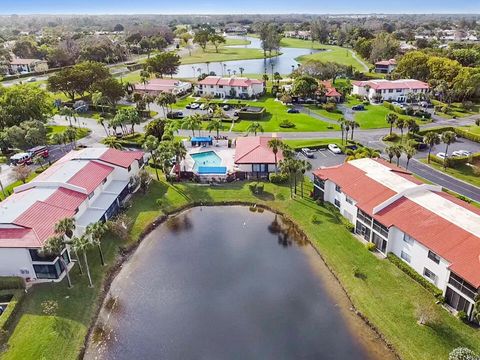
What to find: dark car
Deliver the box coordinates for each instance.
[352,104,365,111]
[167,111,184,119]
[287,108,299,113]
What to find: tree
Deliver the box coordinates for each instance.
[155,92,177,117]
[86,222,108,266]
[423,132,440,164]
[206,118,223,139]
[10,165,31,184]
[93,78,125,109]
[448,347,479,360]
[54,217,83,274]
[143,135,160,180]
[291,75,318,98]
[52,132,66,146]
[386,113,398,136]
[394,51,430,81]
[299,159,312,198]
[42,235,72,288]
[246,122,264,136]
[348,120,359,141]
[310,20,329,44]
[384,145,396,163]
[441,131,456,170]
[157,141,175,180]
[414,302,439,327]
[193,28,212,51]
[113,24,124,32]
[267,138,283,174]
[103,136,124,150]
[279,158,301,198]
[171,141,187,179]
[404,145,416,170]
[209,34,226,53]
[395,118,406,140]
[337,117,346,145]
[71,235,93,287]
[368,32,399,63]
[392,145,403,166]
[144,52,181,78]
[345,147,380,161]
[64,126,77,149]
[181,114,202,136]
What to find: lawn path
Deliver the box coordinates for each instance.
[348,49,369,72]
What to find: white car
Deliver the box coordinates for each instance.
[190,103,200,109]
[452,150,472,157]
[26,77,37,82]
[436,152,448,159]
[199,103,206,110]
[328,144,342,154]
[301,148,314,158]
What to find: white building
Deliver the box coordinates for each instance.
[351,79,429,103]
[134,79,192,96]
[0,148,145,283]
[313,158,480,320]
[374,59,397,74]
[7,58,49,75]
[195,76,264,99]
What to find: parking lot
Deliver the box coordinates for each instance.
[414,136,480,159]
[296,148,346,179]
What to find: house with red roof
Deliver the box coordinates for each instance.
[0,147,145,283]
[318,81,342,102]
[234,136,283,179]
[313,158,480,321]
[352,79,429,103]
[195,76,264,99]
[374,59,397,74]
[134,78,192,96]
[7,58,48,75]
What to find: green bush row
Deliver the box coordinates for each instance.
[418,126,480,144]
[430,152,480,168]
[0,277,25,291]
[0,290,25,333]
[387,253,443,298]
[269,173,289,184]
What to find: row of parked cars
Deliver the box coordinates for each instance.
[436,150,472,159]
[301,144,342,158]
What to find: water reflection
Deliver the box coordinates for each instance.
[165,212,193,232]
[268,214,308,248]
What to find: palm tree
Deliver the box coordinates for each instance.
[51,132,66,146]
[404,145,416,170]
[392,145,403,166]
[423,132,440,164]
[60,106,74,127]
[34,156,45,171]
[182,114,202,136]
[64,126,77,149]
[143,135,160,180]
[71,235,93,287]
[345,147,380,161]
[395,118,406,140]
[246,121,264,136]
[279,158,301,198]
[206,118,223,139]
[441,131,456,170]
[54,218,83,274]
[384,145,396,163]
[42,235,72,288]
[349,120,359,141]
[337,117,346,144]
[86,222,108,266]
[386,113,398,136]
[299,159,312,198]
[97,116,109,136]
[104,136,124,150]
[268,138,283,173]
[172,141,187,179]
[239,67,245,76]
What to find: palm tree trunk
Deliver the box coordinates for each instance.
[390,124,393,135]
[274,154,278,174]
[444,145,449,170]
[83,251,93,287]
[60,258,72,288]
[427,147,432,163]
[406,158,410,170]
[73,249,84,275]
[301,178,304,198]
[97,244,105,266]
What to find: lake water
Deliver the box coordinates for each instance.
[85,206,395,360]
[176,36,321,77]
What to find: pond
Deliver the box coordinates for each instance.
[85,206,395,360]
[176,36,323,77]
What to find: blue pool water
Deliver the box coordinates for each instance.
[191,151,226,174]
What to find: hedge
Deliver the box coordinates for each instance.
[0,289,25,333]
[0,277,25,291]
[387,253,443,299]
[237,107,265,120]
[430,152,480,168]
[418,126,480,144]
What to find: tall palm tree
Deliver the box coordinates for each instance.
[384,145,396,163]
[42,235,72,288]
[86,222,108,266]
[182,114,202,136]
[239,67,245,76]
[279,158,301,198]
[172,141,187,179]
[206,118,223,139]
[299,159,312,198]
[143,135,160,179]
[268,138,283,173]
[441,131,456,170]
[337,117,346,144]
[72,235,93,287]
[395,118,406,140]
[60,106,74,127]
[54,217,83,274]
[404,145,416,170]
[392,145,403,166]
[246,121,264,136]
[97,117,109,136]
[104,136,124,150]
[64,126,77,149]
[423,132,440,164]
[349,120,359,141]
[385,113,398,136]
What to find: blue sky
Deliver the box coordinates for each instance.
[2,0,479,14]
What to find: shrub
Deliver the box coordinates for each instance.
[382,133,399,141]
[0,289,26,332]
[279,119,295,128]
[321,103,336,112]
[449,347,479,360]
[311,214,321,224]
[0,277,25,291]
[388,253,443,298]
[269,172,289,184]
[365,242,376,251]
[461,101,474,111]
[249,182,264,194]
[413,110,431,119]
[457,310,468,322]
[342,218,355,232]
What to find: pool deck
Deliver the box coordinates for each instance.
[180,139,236,176]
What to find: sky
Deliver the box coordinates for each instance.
[1,0,479,15]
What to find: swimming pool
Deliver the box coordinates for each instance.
[191,151,226,174]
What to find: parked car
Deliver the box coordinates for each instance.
[10,152,32,166]
[436,152,448,159]
[190,103,200,110]
[233,111,239,117]
[301,148,314,158]
[223,105,230,111]
[287,108,299,113]
[26,77,37,83]
[452,150,472,157]
[185,104,191,109]
[328,144,342,154]
[352,104,365,111]
[167,111,183,119]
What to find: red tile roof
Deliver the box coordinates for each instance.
[0,228,40,248]
[375,59,397,66]
[314,160,480,288]
[44,187,88,211]
[198,76,263,87]
[67,161,114,194]
[352,79,429,91]
[99,149,143,168]
[319,80,342,97]
[234,137,284,164]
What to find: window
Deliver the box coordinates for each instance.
[372,232,387,253]
[210,85,214,88]
[400,251,411,263]
[102,177,107,185]
[345,196,353,205]
[219,85,223,88]
[396,89,402,93]
[127,165,132,172]
[445,287,471,313]
[428,250,440,264]
[357,209,372,226]
[388,89,393,93]
[335,184,341,193]
[33,262,62,280]
[355,221,371,241]
[403,233,414,245]
[88,191,94,199]
[449,273,478,300]
[334,199,340,208]
[423,268,437,283]
[252,164,267,172]
[372,220,389,238]
[314,177,325,189]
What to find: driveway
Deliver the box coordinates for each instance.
[296,148,346,178]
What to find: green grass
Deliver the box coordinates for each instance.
[304,104,344,121]
[282,38,371,72]
[421,159,480,188]
[46,126,90,144]
[283,138,342,149]
[0,171,39,201]
[2,176,480,360]
[459,125,480,135]
[432,101,480,119]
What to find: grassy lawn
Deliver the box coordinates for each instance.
[1,175,480,360]
[283,138,342,149]
[421,159,480,188]
[46,125,91,143]
[459,125,480,135]
[282,38,371,72]
[304,104,344,121]
[432,101,480,119]
[0,171,39,201]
